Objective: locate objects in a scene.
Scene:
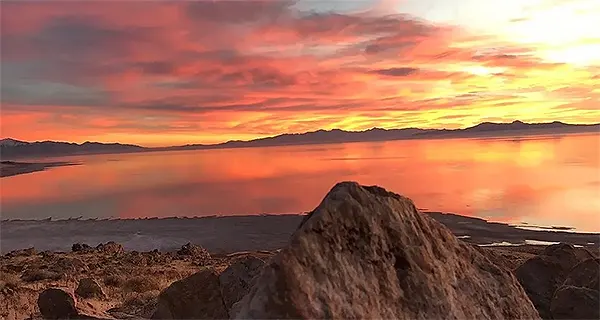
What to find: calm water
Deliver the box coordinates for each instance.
[1,134,599,231]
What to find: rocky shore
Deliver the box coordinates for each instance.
[1,182,598,319]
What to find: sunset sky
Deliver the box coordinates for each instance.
[1,0,599,146]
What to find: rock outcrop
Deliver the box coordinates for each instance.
[550,258,599,319]
[152,268,228,319]
[219,256,266,312]
[233,182,540,319]
[515,243,594,318]
[96,242,124,255]
[177,243,211,266]
[72,243,93,253]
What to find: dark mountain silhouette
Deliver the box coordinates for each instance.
[1,121,598,159]
[161,127,434,151]
[414,120,598,137]
[0,139,144,159]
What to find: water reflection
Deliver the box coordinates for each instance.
[1,134,599,232]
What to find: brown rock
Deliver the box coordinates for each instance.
[152,268,227,319]
[562,258,600,290]
[96,242,124,255]
[233,182,540,319]
[177,243,211,265]
[515,243,592,318]
[550,285,599,319]
[549,258,600,319]
[219,255,266,312]
[37,288,78,319]
[76,278,106,300]
[21,268,62,282]
[51,257,88,274]
[6,247,37,257]
[72,243,93,253]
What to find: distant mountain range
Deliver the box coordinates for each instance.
[2,121,598,159]
[0,139,144,159]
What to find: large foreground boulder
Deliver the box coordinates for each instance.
[152,268,228,319]
[233,182,540,319]
[515,243,594,318]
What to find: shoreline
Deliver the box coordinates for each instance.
[2,212,598,254]
[0,160,78,178]
[2,130,597,163]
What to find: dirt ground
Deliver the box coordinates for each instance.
[0,247,274,319]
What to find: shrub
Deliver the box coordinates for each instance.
[103,274,125,287]
[0,272,21,290]
[20,269,62,282]
[123,276,162,293]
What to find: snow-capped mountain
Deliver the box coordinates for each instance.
[0,138,29,147]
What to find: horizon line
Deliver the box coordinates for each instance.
[2,119,599,148]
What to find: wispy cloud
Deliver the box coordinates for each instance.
[1,0,598,146]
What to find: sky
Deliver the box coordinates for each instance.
[1,0,599,146]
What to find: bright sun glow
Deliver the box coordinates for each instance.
[504,0,600,65]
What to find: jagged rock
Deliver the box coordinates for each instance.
[550,285,599,319]
[176,243,211,265]
[152,268,227,319]
[515,243,593,318]
[96,242,124,255]
[21,268,62,282]
[550,258,600,319]
[6,247,37,257]
[72,243,93,253]
[37,288,78,319]
[219,255,266,312]
[233,182,540,319]
[52,257,88,274]
[76,278,106,300]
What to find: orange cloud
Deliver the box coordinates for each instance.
[1,1,598,146]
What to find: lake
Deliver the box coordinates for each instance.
[1,133,599,232]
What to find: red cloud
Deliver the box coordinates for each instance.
[1,1,598,145]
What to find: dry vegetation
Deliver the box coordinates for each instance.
[0,246,235,320]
